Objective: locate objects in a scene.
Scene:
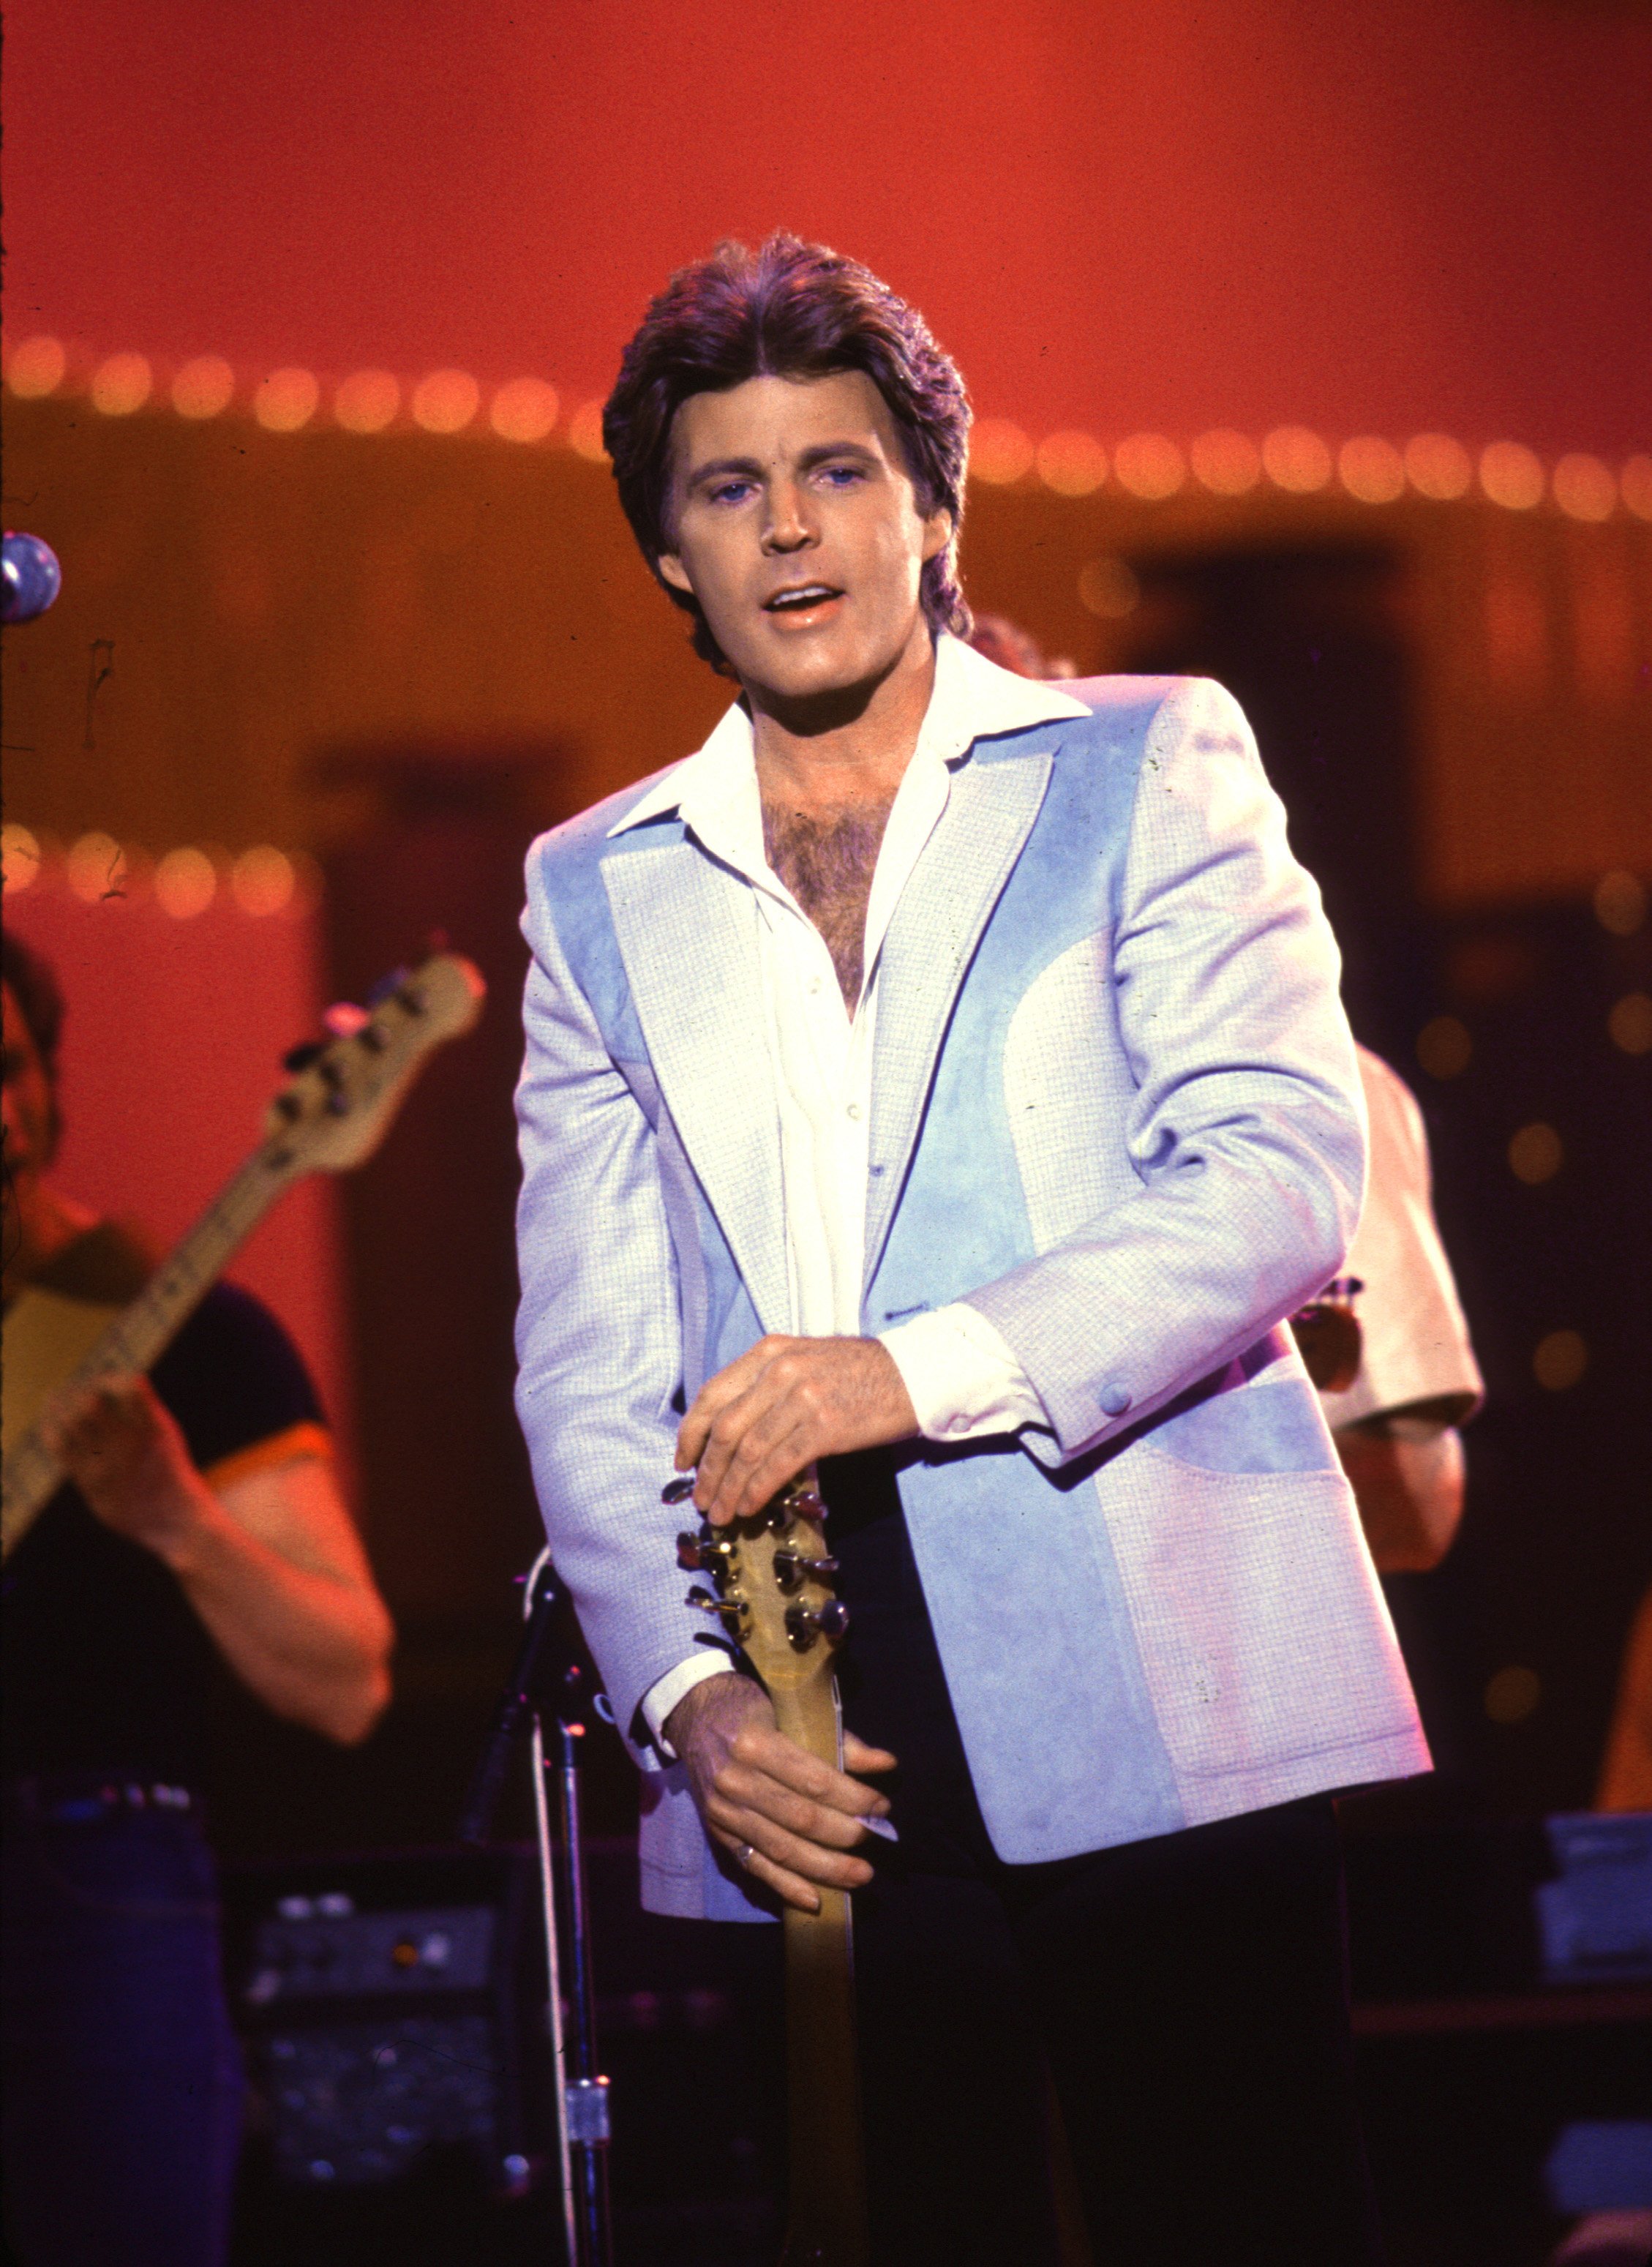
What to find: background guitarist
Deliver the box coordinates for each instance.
[1,933,394,2267]
[514,236,1424,2265]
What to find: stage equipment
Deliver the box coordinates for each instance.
[1,531,62,623]
[227,1846,548,2195]
[462,1551,615,2267]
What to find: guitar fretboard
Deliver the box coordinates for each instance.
[1,1144,294,1542]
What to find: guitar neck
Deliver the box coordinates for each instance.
[1,1145,294,1550]
[770,1674,871,2267]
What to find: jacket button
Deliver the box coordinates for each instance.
[1100,1384,1133,1417]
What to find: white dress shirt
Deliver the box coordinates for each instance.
[612,635,1095,1746]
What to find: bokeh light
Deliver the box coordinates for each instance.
[1621,457,1652,522]
[154,846,219,918]
[231,845,298,917]
[567,400,611,463]
[1,824,42,892]
[1190,430,1261,495]
[66,832,127,903]
[411,370,481,434]
[1532,1329,1588,1391]
[1507,1123,1563,1185]
[1593,870,1647,936]
[490,376,560,443]
[254,369,320,432]
[969,419,1034,484]
[1338,436,1405,505]
[1416,1015,1471,1079]
[1404,433,1473,501]
[171,356,237,419]
[1480,441,1544,511]
[7,337,67,398]
[334,370,402,434]
[1262,427,1332,493]
[1113,434,1185,501]
[89,353,154,417]
[1078,556,1141,618]
[1552,453,1616,522]
[1484,1666,1542,1724]
[1608,992,1652,1054]
[1035,430,1108,496]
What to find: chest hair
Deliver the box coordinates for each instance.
[762,793,896,1011]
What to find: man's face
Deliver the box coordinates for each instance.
[1,982,58,1194]
[657,370,952,705]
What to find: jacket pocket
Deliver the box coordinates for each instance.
[1092,1445,1415,1780]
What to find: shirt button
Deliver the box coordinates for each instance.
[1099,1383,1133,1417]
[846,1102,862,1120]
[808,977,822,995]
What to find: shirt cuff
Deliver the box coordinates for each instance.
[879,1303,1051,1444]
[640,1650,740,1757]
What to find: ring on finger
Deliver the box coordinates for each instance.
[736,1841,756,1870]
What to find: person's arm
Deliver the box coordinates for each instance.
[42,1375,392,1743]
[1334,1404,1466,1573]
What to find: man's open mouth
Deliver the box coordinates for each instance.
[763,585,843,613]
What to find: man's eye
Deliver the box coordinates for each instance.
[820,466,864,488]
[709,481,754,506]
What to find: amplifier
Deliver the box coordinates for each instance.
[225,1847,549,2195]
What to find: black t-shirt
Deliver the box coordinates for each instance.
[2,1276,325,1787]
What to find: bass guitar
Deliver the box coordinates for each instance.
[2,950,484,1557]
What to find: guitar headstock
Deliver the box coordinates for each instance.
[261,951,486,1175]
[668,1472,848,1706]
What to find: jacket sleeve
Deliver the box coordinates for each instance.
[513,841,721,1761]
[964,677,1367,1463]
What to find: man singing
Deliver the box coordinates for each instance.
[514,234,1424,2263]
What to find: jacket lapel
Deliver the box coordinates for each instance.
[601,838,792,1335]
[863,751,1055,1294]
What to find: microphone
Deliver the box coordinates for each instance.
[1,533,63,625]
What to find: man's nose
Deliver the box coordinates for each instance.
[762,480,816,552]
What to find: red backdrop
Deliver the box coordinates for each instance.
[7,0,1648,456]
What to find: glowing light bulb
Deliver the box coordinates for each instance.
[1404,434,1473,501]
[1262,427,1332,493]
[1551,454,1615,522]
[6,337,67,398]
[411,370,481,434]
[1479,442,1544,512]
[231,846,297,916]
[1338,437,1405,505]
[968,419,1035,485]
[172,357,236,419]
[334,370,401,434]
[1190,430,1261,495]
[1113,434,1184,501]
[90,353,154,417]
[66,832,127,903]
[1078,557,1141,618]
[154,847,219,918]
[254,370,320,432]
[1,824,42,892]
[489,377,560,443]
[1621,457,1652,522]
[1035,431,1108,497]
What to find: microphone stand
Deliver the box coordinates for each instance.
[461,1550,614,2267]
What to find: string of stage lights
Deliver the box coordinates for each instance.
[7,334,1649,524]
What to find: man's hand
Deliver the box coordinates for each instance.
[40,1374,219,1565]
[675,1334,918,1526]
[664,1672,897,1914]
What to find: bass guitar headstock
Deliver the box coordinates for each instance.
[665,1472,848,1706]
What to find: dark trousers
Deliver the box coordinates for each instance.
[824,1453,1386,2267]
[1,1784,244,2267]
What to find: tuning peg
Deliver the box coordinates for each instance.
[686,1586,746,1632]
[772,1548,839,1592]
[784,1599,849,1648]
[281,1040,325,1073]
[676,1531,734,1575]
[661,1475,697,1505]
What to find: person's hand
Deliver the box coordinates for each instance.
[664,1671,897,1914]
[40,1374,217,1563]
[675,1334,918,1526]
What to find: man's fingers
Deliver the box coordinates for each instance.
[675,1337,788,1471]
[708,1768,878,1854]
[841,1733,898,1775]
[712,1813,874,1900]
[725,1723,890,1816]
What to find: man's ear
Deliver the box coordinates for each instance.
[657,552,693,595]
[920,509,953,565]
